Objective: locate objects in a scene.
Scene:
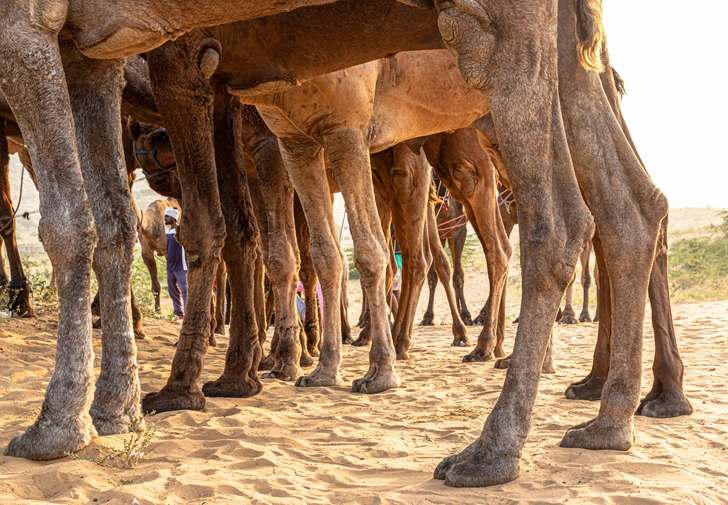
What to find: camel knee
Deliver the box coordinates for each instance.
[39,212,96,268]
[312,245,343,293]
[267,246,298,284]
[353,245,388,289]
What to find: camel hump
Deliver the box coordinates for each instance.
[575,0,606,73]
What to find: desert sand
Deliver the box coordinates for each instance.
[1,266,727,505]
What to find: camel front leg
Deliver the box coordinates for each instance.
[560,276,578,324]
[278,136,344,389]
[450,225,473,326]
[325,130,399,394]
[213,261,227,335]
[419,264,439,326]
[142,41,225,414]
[432,0,593,487]
[1,20,99,459]
[0,120,33,317]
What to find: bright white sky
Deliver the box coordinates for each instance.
[603,0,727,209]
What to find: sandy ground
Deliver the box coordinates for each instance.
[1,269,727,505]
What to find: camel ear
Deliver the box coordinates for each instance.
[127,117,141,140]
[403,136,429,156]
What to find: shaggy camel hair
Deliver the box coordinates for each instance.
[0,0,663,490]
[421,176,473,327]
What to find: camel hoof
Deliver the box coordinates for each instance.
[473,315,485,326]
[560,416,634,451]
[258,354,275,371]
[351,336,371,347]
[295,374,343,388]
[593,314,599,323]
[342,337,354,345]
[420,315,434,326]
[307,347,320,358]
[559,315,579,325]
[202,376,262,398]
[395,349,411,361]
[461,313,474,326]
[564,378,604,401]
[636,392,693,418]
[351,365,401,394]
[511,317,519,324]
[92,318,102,330]
[462,351,494,363]
[494,356,511,369]
[214,327,225,336]
[141,387,205,415]
[451,338,471,347]
[434,439,520,487]
[208,333,217,348]
[541,362,556,374]
[4,416,93,461]
[578,313,592,323]
[299,351,315,368]
[261,364,302,382]
[134,330,147,341]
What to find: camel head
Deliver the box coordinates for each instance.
[128,119,183,200]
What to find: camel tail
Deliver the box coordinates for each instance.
[575,0,605,73]
[612,67,626,99]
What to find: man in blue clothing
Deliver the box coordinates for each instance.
[164,207,187,319]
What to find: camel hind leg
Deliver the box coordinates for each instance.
[578,241,593,322]
[450,221,473,325]
[426,204,469,347]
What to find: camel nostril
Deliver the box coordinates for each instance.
[199,47,221,79]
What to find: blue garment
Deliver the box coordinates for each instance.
[166,228,187,272]
[168,269,187,318]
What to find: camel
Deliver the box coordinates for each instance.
[420,177,473,327]
[137,199,173,314]
[559,242,594,324]
[1,0,667,491]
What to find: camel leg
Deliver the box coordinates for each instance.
[451,227,473,326]
[249,127,307,381]
[141,43,225,413]
[433,0,593,487]
[214,261,227,335]
[578,241,592,322]
[385,146,431,361]
[351,178,392,348]
[1,26,99,459]
[0,121,33,317]
[427,204,469,347]
[637,219,692,417]
[560,275,578,324]
[325,131,399,393]
[564,234,611,400]
[419,264,438,326]
[54,44,143,438]
[130,290,146,340]
[276,137,343,388]
[555,0,667,451]
[356,284,369,328]
[295,194,323,352]
[201,95,263,398]
[140,238,162,312]
[339,240,352,345]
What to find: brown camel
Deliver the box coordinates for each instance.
[137,199,173,314]
[559,242,594,324]
[421,177,473,327]
[1,0,668,491]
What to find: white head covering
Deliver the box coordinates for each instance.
[164,207,180,221]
